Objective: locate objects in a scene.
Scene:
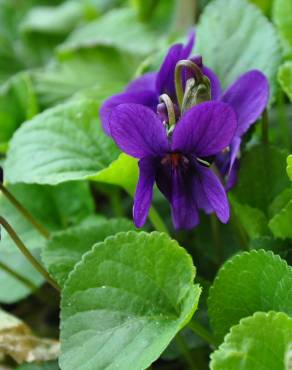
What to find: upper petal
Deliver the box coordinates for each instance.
[109,103,169,158]
[156,32,195,97]
[221,70,269,137]
[172,101,237,157]
[100,91,158,136]
[133,158,157,228]
[126,72,157,93]
[195,165,230,223]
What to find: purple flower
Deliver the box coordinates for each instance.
[213,71,269,188]
[100,32,221,135]
[109,101,237,229]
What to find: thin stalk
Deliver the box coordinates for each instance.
[148,207,170,234]
[0,183,50,239]
[262,109,269,145]
[110,188,124,217]
[230,207,250,251]
[277,89,290,150]
[176,334,198,370]
[188,320,217,347]
[0,216,60,292]
[0,260,37,290]
[211,215,223,265]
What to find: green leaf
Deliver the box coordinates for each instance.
[58,8,163,56]
[233,145,289,214]
[196,0,281,97]
[269,200,292,239]
[32,47,134,108]
[288,155,292,180]
[20,1,84,36]
[273,0,292,48]
[230,197,269,238]
[210,312,292,370]
[208,249,292,341]
[43,218,135,287]
[0,72,38,148]
[249,0,273,14]
[60,231,201,370]
[5,98,120,185]
[285,343,292,370]
[278,62,292,102]
[269,188,292,217]
[0,182,94,303]
[89,153,139,194]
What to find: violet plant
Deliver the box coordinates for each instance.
[0,0,291,369]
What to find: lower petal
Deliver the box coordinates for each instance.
[133,158,157,228]
[195,165,230,223]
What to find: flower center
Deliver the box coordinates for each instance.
[161,153,189,169]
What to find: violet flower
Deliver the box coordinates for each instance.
[212,71,269,188]
[109,101,237,229]
[100,32,221,135]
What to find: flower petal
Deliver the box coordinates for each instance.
[171,168,200,229]
[221,70,269,137]
[100,91,158,136]
[156,32,195,97]
[172,101,237,157]
[156,160,199,230]
[109,103,169,158]
[133,158,157,228]
[195,165,230,223]
[216,136,241,178]
[126,72,157,93]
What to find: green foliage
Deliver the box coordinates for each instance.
[269,200,292,239]
[43,218,135,286]
[278,62,292,101]
[210,312,292,370]
[58,8,163,56]
[90,153,139,194]
[233,145,289,213]
[273,0,292,49]
[17,362,59,370]
[0,182,94,303]
[196,0,281,97]
[60,231,201,370]
[5,98,120,185]
[208,250,292,341]
[0,72,38,149]
[288,155,292,180]
[249,0,273,14]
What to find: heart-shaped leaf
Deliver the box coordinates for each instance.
[60,231,201,370]
[208,249,292,341]
[210,312,292,370]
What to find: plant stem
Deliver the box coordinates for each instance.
[277,89,290,150]
[176,334,198,370]
[0,183,50,239]
[262,108,269,145]
[230,207,250,251]
[0,216,60,292]
[0,260,37,290]
[211,215,223,265]
[148,206,170,234]
[188,320,217,347]
[110,188,124,217]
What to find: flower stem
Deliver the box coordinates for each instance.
[277,89,290,150]
[0,216,60,292]
[187,320,217,347]
[0,183,50,239]
[211,215,223,265]
[262,108,269,145]
[148,206,170,234]
[0,260,38,291]
[174,0,197,32]
[175,334,198,370]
